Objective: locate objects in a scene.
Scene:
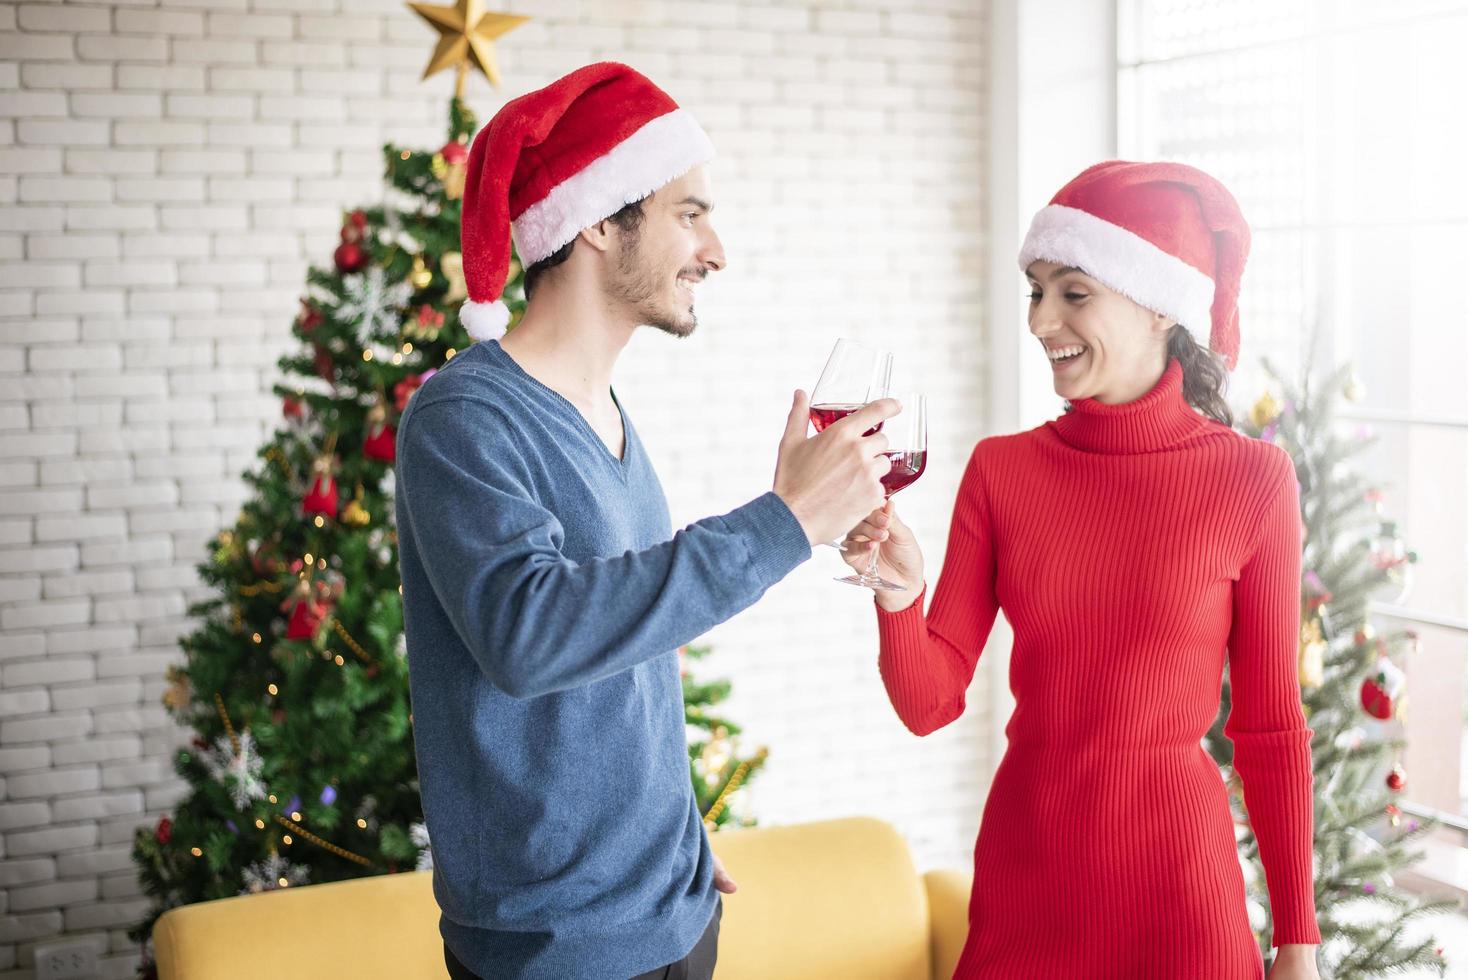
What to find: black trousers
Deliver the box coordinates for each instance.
[443,897,722,980]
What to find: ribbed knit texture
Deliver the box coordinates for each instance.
[876,358,1319,978]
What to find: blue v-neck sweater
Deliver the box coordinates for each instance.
[394,340,811,978]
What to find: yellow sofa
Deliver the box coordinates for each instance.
[153,816,973,979]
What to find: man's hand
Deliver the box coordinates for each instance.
[712,854,737,894]
[773,389,901,546]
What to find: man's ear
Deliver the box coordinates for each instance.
[579,220,614,254]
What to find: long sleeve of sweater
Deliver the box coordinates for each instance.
[873,445,999,735]
[395,395,811,699]
[1224,453,1321,946]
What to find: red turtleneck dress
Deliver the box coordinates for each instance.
[876,359,1319,978]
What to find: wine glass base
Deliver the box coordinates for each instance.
[834,572,907,592]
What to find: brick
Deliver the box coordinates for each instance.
[65,148,159,175]
[51,679,142,711]
[120,231,213,257]
[0,858,55,888]
[70,92,165,119]
[52,737,142,767]
[0,910,62,943]
[80,538,171,567]
[22,63,115,90]
[0,91,68,118]
[100,758,170,789]
[114,120,207,146]
[0,544,81,574]
[115,8,206,35]
[65,205,157,231]
[39,457,132,484]
[46,625,137,655]
[31,402,124,429]
[165,93,254,119]
[3,658,94,690]
[0,205,65,231]
[84,260,179,288]
[0,259,82,286]
[5,767,101,803]
[77,35,170,63]
[17,5,111,32]
[0,688,49,716]
[94,593,186,624]
[0,32,74,62]
[116,64,207,91]
[34,513,128,543]
[65,898,147,931]
[209,66,294,94]
[0,632,47,661]
[10,878,100,912]
[56,845,131,878]
[0,802,51,832]
[169,38,258,65]
[27,233,122,260]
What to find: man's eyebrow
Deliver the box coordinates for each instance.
[675,196,713,212]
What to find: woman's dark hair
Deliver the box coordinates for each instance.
[1168,324,1233,426]
[522,198,647,298]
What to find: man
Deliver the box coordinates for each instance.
[395,63,897,980]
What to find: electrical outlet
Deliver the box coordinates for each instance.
[33,940,98,980]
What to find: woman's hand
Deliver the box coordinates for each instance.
[841,500,925,611]
[1267,945,1319,980]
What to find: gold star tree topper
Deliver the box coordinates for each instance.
[407,0,529,97]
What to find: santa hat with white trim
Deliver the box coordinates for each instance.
[1017,160,1251,371]
[457,62,714,341]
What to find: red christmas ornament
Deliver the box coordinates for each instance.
[1360,657,1406,720]
[362,400,396,462]
[440,140,469,166]
[1386,763,1407,792]
[296,299,323,334]
[342,209,368,242]
[394,371,434,412]
[285,597,327,640]
[363,423,396,462]
[313,344,335,383]
[302,473,338,517]
[272,708,287,725]
[333,240,366,273]
[282,396,304,420]
[155,817,173,845]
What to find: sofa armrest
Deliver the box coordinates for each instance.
[922,869,971,980]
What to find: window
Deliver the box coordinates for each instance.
[1119,0,1468,843]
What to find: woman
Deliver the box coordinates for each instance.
[844,162,1321,979]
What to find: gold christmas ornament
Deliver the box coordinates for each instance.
[440,251,467,303]
[410,254,433,290]
[1249,391,1282,429]
[341,485,371,527]
[407,0,530,97]
[1298,618,1326,689]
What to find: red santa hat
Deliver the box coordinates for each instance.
[1017,160,1251,371]
[457,62,714,341]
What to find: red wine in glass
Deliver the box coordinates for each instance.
[810,403,883,436]
[837,393,927,592]
[880,450,927,496]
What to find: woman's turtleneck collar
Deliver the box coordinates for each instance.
[1046,357,1213,454]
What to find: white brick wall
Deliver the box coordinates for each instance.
[0,1,992,976]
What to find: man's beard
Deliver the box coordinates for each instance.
[610,237,699,338]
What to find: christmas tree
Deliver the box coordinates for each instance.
[1209,362,1459,976]
[682,642,769,830]
[128,98,768,973]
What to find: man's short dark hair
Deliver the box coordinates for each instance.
[523,198,647,298]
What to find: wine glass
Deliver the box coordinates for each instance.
[810,339,893,551]
[836,393,926,591]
